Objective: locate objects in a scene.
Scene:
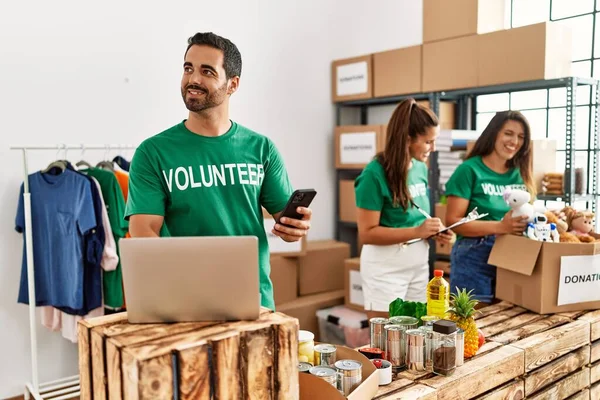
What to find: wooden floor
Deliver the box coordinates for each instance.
[372,301,600,399]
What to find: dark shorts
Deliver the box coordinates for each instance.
[450,236,496,304]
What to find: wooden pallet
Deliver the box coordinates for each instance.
[373,303,599,399]
[78,308,298,400]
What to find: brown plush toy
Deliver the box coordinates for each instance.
[563,206,597,243]
[545,210,580,243]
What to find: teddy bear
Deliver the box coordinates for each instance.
[545,209,580,243]
[563,206,597,243]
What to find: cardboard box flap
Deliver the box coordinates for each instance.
[488,234,543,276]
[299,344,378,399]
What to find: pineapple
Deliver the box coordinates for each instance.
[448,288,480,359]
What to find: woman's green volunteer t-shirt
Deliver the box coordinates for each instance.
[124,120,293,310]
[444,155,527,223]
[354,158,429,228]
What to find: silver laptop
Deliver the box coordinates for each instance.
[119,236,261,323]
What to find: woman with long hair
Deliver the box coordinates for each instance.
[445,110,535,304]
[355,98,453,320]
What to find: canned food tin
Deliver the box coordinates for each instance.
[388,316,419,330]
[334,360,362,396]
[385,324,406,371]
[298,362,313,373]
[309,366,337,387]
[314,343,337,366]
[369,317,388,351]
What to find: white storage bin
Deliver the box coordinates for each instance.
[316,305,370,348]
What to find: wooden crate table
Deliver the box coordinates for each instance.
[78,307,299,400]
[370,302,600,399]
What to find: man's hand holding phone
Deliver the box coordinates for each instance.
[271,189,316,243]
[272,206,312,242]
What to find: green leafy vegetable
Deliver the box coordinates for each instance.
[389,298,428,322]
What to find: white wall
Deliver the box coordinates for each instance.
[0,1,422,397]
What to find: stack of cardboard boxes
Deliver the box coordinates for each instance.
[331,0,572,103]
[264,211,353,339]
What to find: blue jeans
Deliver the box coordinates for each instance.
[450,236,496,304]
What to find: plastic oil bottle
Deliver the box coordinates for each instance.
[426,269,449,318]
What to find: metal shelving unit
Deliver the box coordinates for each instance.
[442,76,600,210]
[334,76,600,265]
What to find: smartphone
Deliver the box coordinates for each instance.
[276,189,317,227]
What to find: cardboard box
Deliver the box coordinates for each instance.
[339,180,357,223]
[263,208,307,256]
[332,54,372,103]
[270,256,299,305]
[335,125,385,169]
[423,0,507,43]
[373,45,422,97]
[435,203,453,255]
[344,258,364,312]
[478,22,572,87]
[488,235,600,314]
[277,290,345,339]
[417,101,456,130]
[299,344,378,399]
[298,240,351,296]
[423,35,478,92]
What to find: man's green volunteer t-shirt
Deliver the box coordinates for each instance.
[445,155,527,224]
[124,120,293,310]
[354,158,430,228]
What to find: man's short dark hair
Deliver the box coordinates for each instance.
[186,32,242,79]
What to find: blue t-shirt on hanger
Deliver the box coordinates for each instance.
[15,169,97,311]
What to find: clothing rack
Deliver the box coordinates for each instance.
[9,144,136,400]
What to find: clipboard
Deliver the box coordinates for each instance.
[403,207,489,245]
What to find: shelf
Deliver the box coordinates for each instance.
[334,77,599,108]
[336,92,432,107]
[440,76,599,98]
[537,194,598,202]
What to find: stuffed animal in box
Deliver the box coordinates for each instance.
[503,188,535,223]
[563,206,597,243]
[545,210,580,243]
[526,213,560,242]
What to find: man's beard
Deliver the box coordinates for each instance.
[182,82,228,112]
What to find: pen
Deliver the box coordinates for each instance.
[412,201,432,219]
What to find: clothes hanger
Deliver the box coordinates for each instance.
[96,145,115,171]
[96,161,114,171]
[41,145,68,174]
[75,145,92,168]
[76,160,93,168]
[41,160,67,174]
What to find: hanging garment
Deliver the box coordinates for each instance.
[113,155,130,172]
[53,164,106,316]
[79,167,128,309]
[90,176,119,271]
[114,169,129,201]
[15,170,98,311]
[39,177,118,342]
[40,304,104,343]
